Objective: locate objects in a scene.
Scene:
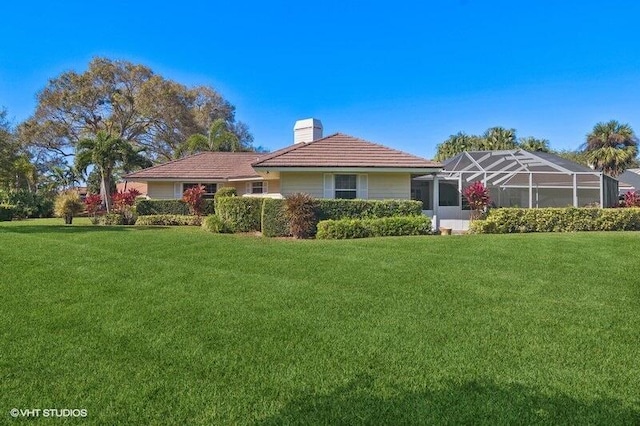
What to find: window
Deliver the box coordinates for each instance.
[439,181,460,206]
[183,183,217,199]
[334,174,357,199]
[410,177,431,210]
[251,181,264,194]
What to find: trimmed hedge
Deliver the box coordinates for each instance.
[261,198,290,237]
[136,215,203,226]
[135,199,214,216]
[201,215,232,233]
[0,204,15,221]
[316,199,423,221]
[216,197,263,232]
[316,215,432,239]
[470,207,640,234]
[99,213,128,226]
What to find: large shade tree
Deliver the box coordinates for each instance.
[18,57,255,164]
[0,108,37,191]
[584,120,638,176]
[75,131,150,212]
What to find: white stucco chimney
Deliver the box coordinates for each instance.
[294,118,323,144]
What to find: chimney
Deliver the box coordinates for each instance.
[293,118,323,144]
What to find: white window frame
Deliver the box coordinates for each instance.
[182,182,217,199]
[246,181,268,195]
[323,174,368,199]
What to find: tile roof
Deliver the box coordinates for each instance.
[124,152,263,180]
[252,133,441,169]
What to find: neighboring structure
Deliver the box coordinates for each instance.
[618,169,640,195]
[116,181,148,197]
[415,150,619,230]
[124,119,442,204]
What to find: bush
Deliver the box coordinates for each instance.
[285,193,319,239]
[316,215,432,239]
[54,191,84,224]
[261,198,290,237]
[136,215,203,226]
[0,189,54,219]
[135,199,214,216]
[0,204,15,221]
[215,197,263,232]
[214,187,237,199]
[469,207,640,234]
[99,213,126,226]
[182,185,206,215]
[316,199,423,221]
[201,215,232,233]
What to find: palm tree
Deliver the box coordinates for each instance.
[75,131,150,212]
[176,119,241,158]
[519,137,551,153]
[584,120,638,176]
[482,127,518,150]
[435,132,484,161]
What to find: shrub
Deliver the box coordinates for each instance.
[111,189,140,225]
[623,191,640,208]
[182,185,206,215]
[135,199,214,216]
[0,204,15,221]
[285,193,319,239]
[261,198,290,237]
[99,213,126,226]
[136,215,203,226]
[316,215,432,239]
[0,189,54,219]
[315,199,423,221]
[463,181,490,219]
[201,215,232,233]
[469,207,640,234]
[214,187,237,199]
[54,191,84,224]
[215,197,263,232]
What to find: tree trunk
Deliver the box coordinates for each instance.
[65,213,73,225]
[101,169,111,213]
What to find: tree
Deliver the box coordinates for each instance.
[434,132,484,161]
[481,127,518,150]
[519,136,551,153]
[18,57,254,163]
[0,108,38,191]
[75,131,150,212]
[583,120,638,176]
[175,118,245,157]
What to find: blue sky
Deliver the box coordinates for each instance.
[2,1,640,159]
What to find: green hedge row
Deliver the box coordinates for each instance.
[316,215,432,239]
[136,215,203,226]
[215,197,263,232]
[261,198,290,237]
[0,204,15,221]
[135,199,214,216]
[470,207,640,233]
[201,215,233,233]
[0,190,54,219]
[316,199,423,221]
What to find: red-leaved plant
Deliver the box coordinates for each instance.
[111,189,141,224]
[623,191,640,207]
[84,193,103,224]
[182,185,206,216]
[463,181,490,220]
[285,193,318,239]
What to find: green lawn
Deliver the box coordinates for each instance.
[1,219,639,425]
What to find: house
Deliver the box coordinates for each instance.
[618,169,640,195]
[124,118,443,206]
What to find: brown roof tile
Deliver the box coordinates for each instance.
[124,152,263,180]
[252,133,441,168]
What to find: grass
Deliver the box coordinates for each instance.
[1,218,639,424]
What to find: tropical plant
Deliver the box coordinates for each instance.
[622,191,640,208]
[435,132,484,161]
[584,120,638,176]
[176,119,243,157]
[111,189,141,225]
[463,182,491,220]
[284,193,318,239]
[482,127,518,150]
[84,194,103,224]
[75,131,150,212]
[54,190,84,224]
[519,137,551,153]
[182,185,206,215]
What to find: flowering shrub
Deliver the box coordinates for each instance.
[463,182,490,219]
[623,191,640,207]
[182,185,206,215]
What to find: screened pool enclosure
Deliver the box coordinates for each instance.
[411,150,618,230]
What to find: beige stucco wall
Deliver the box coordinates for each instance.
[147,182,176,199]
[368,173,411,199]
[280,172,325,198]
[280,172,411,199]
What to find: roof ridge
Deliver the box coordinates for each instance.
[124,151,208,176]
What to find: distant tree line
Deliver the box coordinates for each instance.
[434,121,638,177]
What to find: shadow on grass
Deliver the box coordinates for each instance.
[0,224,169,234]
[258,375,639,425]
